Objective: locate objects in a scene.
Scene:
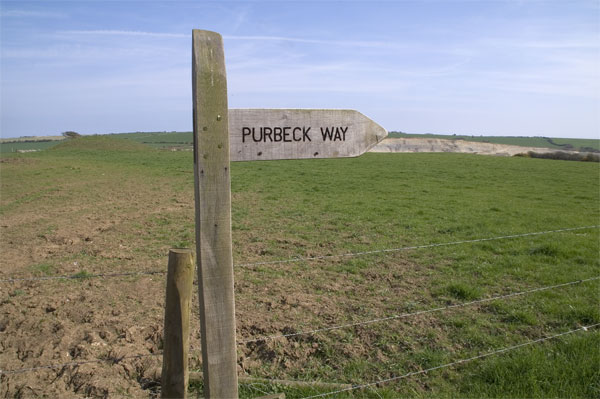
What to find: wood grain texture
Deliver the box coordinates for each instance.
[192,29,238,399]
[161,249,194,399]
[229,109,387,161]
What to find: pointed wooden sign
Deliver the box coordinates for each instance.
[229,109,387,161]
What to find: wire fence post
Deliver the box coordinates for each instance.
[161,248,194,399]
[192,29,238,399]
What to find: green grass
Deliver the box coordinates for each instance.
[1,136,598,397]
[71,270,93,279]
[455,332,600,398]
[0,139,64,153]
[29,262,55,276]
[388,132,600,152]
[9,289,25,297]
[107,131,193,149]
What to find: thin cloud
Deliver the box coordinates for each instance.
[483,37,600,50]
[1,9,67,18]
[60,30,407,49]
[223,35,403,49]
[61,30,187,39]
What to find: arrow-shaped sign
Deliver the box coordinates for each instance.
[228,109,387,161]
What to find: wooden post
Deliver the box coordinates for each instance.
[192,29,238,399]
[161,249,194,399]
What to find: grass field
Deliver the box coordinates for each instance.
[1,136,598,397]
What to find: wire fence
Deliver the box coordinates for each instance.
[301,323,600,398]
[3,322,598,392]
[1,225,597,283]
[1,224,598,397]
[0,269,166,283]
[235,225,599,268]
[236,276,600,345]
[3,275,597,378]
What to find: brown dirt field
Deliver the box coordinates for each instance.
[1,161,181,397]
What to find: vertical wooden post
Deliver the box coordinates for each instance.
[192,30,238,399]
[161,248,194,399]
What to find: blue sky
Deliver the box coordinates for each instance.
[1,0,599,139]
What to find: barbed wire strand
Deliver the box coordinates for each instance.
[302,323,600,399]
[1,225,596,283]
[0,270,167,283]
[238,276,600,345]
[4,324,597,384]
[0,352,162,376]
[236,225,599,268]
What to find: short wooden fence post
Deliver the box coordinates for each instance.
[161,248,194,399]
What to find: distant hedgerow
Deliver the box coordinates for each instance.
[514,151,599,162]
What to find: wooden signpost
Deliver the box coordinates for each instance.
[192,30,237,399]
[191,29,387,399]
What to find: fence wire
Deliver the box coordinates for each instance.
[301,323,600,398]
[237,276,600,344]
[1,225,597,283]
[0,352,161,376]
[0,270,166,283]
[235,225,599,268]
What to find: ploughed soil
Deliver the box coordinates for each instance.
[0,152,430,398]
